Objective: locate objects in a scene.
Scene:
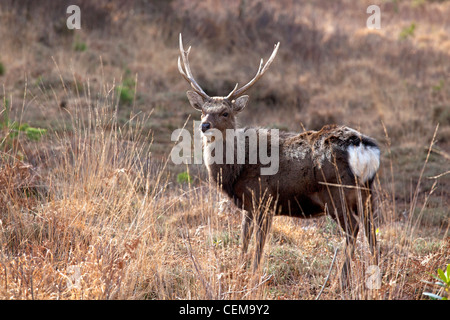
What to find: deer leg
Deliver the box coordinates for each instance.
[332,207,359,291]
[253,210,273,272]
[240,210,254,263]
[363,192,379,265]
[340,222,359,291]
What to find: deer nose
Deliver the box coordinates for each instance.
[201,122,211,132]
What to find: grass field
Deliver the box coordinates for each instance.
[0,0,448,300]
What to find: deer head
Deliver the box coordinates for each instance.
[178,34,280,136]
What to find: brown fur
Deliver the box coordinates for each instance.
[196,96,379,290]
[178,36,379,290]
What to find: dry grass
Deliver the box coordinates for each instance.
[0,0,449,300]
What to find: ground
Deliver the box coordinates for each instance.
[0,0,448,300]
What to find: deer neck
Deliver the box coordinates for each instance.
[202,128,242,197]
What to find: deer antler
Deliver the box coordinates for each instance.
[226,42,280,101]
[178,33,210,100]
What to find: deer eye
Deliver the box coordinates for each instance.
[222,112,229,117]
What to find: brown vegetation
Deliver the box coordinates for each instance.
[0,0,448,299]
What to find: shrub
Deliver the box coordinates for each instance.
[116,85,134,104]
[1,98,47,150]
[73,37,87,52]
[176,171,192,184]
[116,70,136,105]
[423,264,450,300]
[399,23,416,40]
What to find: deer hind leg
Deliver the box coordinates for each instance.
[330,203,360,291]
[340,220,359,291]
[362,187,379,265]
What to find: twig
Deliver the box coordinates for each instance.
[315,246,339,300]
[223,273,273,299]
[425,146,450,160]
[181,229,214,299]
[318,181,371,191]
[427,170,450,180]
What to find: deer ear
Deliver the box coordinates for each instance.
[233,95,249,113]
[186,91,205,111]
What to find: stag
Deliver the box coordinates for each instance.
[177,34,380,289]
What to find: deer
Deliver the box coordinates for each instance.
[177,33,380,290]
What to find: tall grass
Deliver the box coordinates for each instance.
[0,0,448,300]
[0,73,447,300]
[0,74,275,299]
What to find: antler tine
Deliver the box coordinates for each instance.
[178,33,210,100]
[227,42,280,101]
[225,83,239,100]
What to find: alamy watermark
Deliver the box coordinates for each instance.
[171,121,280,176]
[62,3,382,174]
[365,265,382,289]
[65,265,81,290]
[65,4,380,32]
[366,5,381,30]
[66,5,81,30]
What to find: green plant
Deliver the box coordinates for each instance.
[122,72,136,89]
[211,230,237,247]
[432,79,444,92]
[0,62,5,76]
[399,23,416,40]
[116,70,136,104]
[116,85,134,104]
[22,125,47,141]
[422,264,450,300]
[176,171,192,184]
[1,98,47,150]
[73,36,87,52]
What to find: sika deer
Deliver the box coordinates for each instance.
[177,34,380,289]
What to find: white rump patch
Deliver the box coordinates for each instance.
[347,144,380,184]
